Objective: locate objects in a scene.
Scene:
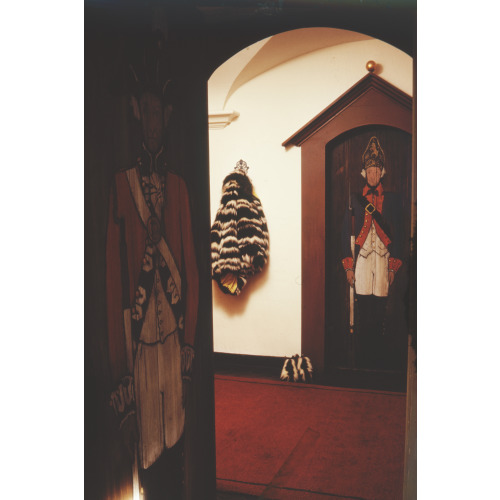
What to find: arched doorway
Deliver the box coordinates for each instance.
[209,30,414,499]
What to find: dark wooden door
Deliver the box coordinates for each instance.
[325,125,411,391]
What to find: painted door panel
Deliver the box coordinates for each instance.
[325,125,411,389]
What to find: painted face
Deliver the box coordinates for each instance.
[365,166,382,187]
[139,92,163,154]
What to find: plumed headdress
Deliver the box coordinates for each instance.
[128,30,174,105]
[363,136,385,169]
[361,136,386,178]
[210,160,269,296]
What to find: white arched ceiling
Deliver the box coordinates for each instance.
[208,27,372,115]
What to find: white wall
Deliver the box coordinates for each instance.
[209,29,412,358]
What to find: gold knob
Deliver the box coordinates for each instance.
[366,60,376,72]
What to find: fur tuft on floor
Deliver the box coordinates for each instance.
[280,355,313,383]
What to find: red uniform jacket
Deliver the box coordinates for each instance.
[106,167,199,386]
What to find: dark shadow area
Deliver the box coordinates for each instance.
[214,353,283,380]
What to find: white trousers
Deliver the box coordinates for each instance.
[355,250,390,297]
[134,331,184,470]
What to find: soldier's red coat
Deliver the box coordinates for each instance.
[106,167,199,386]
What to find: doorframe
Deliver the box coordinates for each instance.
[283,72,413,374]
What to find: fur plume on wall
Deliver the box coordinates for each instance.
[211,169,269,295]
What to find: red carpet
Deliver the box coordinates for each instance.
[215,375,406,500]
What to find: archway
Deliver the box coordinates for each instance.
[208,27,414,499]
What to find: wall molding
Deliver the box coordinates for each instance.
[208,110,240,129]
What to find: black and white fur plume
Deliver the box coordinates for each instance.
[280,355,313,383]
[211,169,269,295]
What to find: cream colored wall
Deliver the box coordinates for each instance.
[209,30,412,358]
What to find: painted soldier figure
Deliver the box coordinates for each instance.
[341,137,403,369]
[106,45,199,499]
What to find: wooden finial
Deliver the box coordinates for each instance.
[366,60,376,73]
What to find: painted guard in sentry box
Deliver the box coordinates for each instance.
[341,137,403,370]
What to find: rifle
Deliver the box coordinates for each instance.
[347,178,356,368]
[348,180,355,334]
